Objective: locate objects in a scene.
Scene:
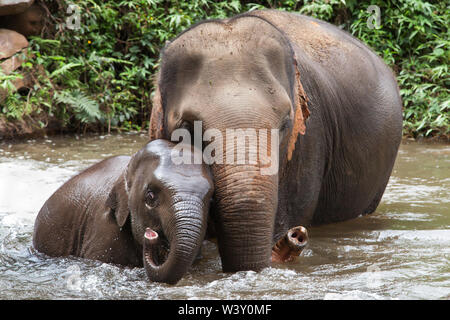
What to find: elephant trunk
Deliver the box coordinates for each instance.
[212,163,279,272]
[143,198,206,285]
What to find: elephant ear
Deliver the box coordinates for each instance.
[106,172,130,228]
[148,79,165,141]
[287,52,310,161]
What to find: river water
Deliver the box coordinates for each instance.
[0,133,448,299]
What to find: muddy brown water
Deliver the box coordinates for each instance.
[0,133,448,299]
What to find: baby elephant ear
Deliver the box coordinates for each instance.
[106,173,130,228]
[148,84,165,141]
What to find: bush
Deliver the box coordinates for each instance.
[0,0,448,138]
[347,0,449,138]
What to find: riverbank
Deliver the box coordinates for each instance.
[1,119,449,144]
[0,114,131,141]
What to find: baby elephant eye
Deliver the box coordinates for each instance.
[145,190,158,208]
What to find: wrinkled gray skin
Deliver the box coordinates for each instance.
[149,10,403,273]
[33,140,214,284]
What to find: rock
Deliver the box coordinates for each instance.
[0,28,28,59]
[1,47,28,74]
[0,3,44,37]
[0,0,34,16]
[0,28,33,104]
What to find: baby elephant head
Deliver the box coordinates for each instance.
[107,140,214,284]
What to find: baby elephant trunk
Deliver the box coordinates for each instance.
[143,200,207,285]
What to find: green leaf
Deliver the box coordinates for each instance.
[50,63,83,79]
[54,90,102,123]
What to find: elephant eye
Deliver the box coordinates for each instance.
[145,189,158,209]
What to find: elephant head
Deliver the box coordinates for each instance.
[149,15,309,272]
[107,140,214,284]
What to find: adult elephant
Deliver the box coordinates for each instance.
[149,10,403,272]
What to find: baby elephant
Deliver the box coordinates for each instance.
[33,140,214,285]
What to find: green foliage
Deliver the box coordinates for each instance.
[0,0,448,138]
[54,89,101,123]
[347,0,449,138]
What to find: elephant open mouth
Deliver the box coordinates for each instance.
[143,228,169,268]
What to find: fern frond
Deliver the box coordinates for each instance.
[54,90,102,123]
[50,63,83,79]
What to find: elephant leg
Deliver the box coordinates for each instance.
[271,226,309,263]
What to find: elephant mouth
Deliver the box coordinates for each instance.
[143,228,169,267]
